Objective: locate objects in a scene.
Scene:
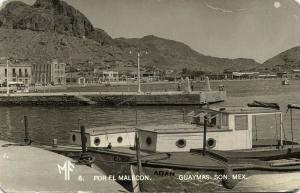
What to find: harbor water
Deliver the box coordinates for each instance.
[1,79,300,192]
[0,79,300,145]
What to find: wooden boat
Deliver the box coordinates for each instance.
[247,100,280,110]
[68,104,285,151]
[44,103,300,192]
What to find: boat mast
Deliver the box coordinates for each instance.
[6,59,9,96]
[202,115,208,155]
[135,129,143,190]
[286,104,300,148]
[280,112,283,148]
[135,108,138,125]
[290,108,294,148]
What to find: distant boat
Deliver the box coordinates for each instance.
[247,100,280,110]
[282,78,289,85]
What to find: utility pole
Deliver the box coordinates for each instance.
[130,50,148,94]
[137,52,141,93]
[6,59,9,96]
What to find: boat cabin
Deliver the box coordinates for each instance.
[138,107,283,152]
[69,126,136,148]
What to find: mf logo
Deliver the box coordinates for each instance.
[57,160,75,181]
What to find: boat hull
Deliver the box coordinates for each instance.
[91,150,134,191]
[130,165,300,192]
[45,146,300,192]
[131,165,227,192]
[90,151,230,192]
[90,150,300,192]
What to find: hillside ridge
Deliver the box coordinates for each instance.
[0,0,261,73]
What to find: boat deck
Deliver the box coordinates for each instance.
[44,143,300,172]
[90,147,228,170]
[140,152,228,170]
[0,140,126,193]
[191,144,300,161]
[89,146,300,171]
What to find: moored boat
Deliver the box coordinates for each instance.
[44,103,300,192]
[90,104,300,192]
[282,78,289,85]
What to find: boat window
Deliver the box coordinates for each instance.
[207,138,216,148]
[176,139,186,148]
[117,136,123,143]
[72,134,76,142]
[209,116,217,127]
[235,115,248,130]
[220,113,229,128]
[252,114,281,140]
[94,137,100,146]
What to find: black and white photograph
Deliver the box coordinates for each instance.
[0,0,300,192]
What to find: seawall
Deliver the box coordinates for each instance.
[0,91,226,106]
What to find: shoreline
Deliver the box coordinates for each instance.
[66,78,285,87]
[0,90,226,106]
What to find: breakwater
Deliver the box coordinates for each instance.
[0,91,226,106]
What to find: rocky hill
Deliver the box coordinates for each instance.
[0,28,119,65]
[0,0,114,45]
[262,47,300,72]
[115,36,261,72]
[0,0,261,73]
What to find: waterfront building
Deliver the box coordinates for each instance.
[0,59,32,86]
[291,69,300,79]
[142,71,160,82]
[206,74,226,80]
[165,70,180,81]
[100,71,119,82]
[232,72,259,79]
[32,59,66,85]
[66,72,87,84]
[258,74,278,79]
[277,72,289,78]
[93,69,119,82]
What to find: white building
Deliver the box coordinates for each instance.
[101,71,119,82]
[0,60,32,86]
[32,59,66,85]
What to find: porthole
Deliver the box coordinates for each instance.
[176,139,186,148]
[72,134,76,142]
[117,136,123,143]
[207,138,216,149]
[146,137,152,146]
[94,137,101,146]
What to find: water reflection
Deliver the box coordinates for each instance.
[0,80,300,145]
[0,105,196,144]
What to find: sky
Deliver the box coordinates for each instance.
[2,0,300,63]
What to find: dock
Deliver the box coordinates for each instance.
[0,90,226,106]
[0,140,126,192]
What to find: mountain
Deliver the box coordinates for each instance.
[0,0,261,73]
[115,35,261,72]
[0,0,114,45]
[0,28,120,65]
[262,47,300,72]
